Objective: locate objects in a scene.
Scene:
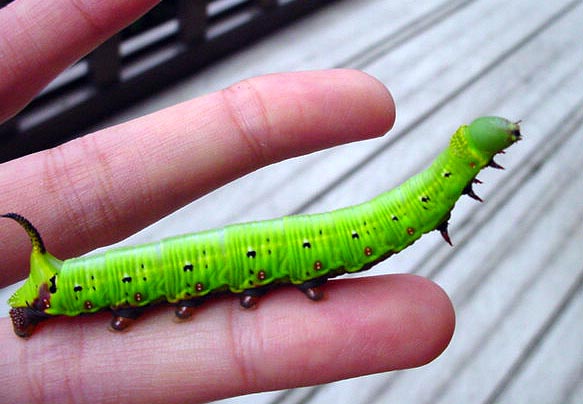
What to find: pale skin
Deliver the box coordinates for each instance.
[0,1,455,403]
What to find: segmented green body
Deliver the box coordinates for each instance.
[3,116,521,337]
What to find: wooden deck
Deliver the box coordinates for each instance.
[2,0,582,402]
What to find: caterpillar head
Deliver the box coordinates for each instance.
[467,116,522,154]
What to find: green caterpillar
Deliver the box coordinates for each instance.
[3,116,521,338]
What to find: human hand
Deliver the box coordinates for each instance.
[0,2,454,403]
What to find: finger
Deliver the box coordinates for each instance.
[0,275,454,404]
[0,69,395,285]
[0,0,160,122]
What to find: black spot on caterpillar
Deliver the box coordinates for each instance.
[3,117,521,338]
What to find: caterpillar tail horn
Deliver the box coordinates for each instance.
[2,213,47,254]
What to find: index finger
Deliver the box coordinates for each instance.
[0,69,395,284]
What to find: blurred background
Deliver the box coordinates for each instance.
[1,1,582,403]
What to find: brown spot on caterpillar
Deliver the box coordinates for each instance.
[134,292,143,302]
[314,261,323,271]
[195,283,204,292]
[469,162,477,168]
[257,270,266,281]
[364,246,373,256]
[407,227,415,235]
[84,301,93,310]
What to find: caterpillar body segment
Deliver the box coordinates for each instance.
[3,116,521,337]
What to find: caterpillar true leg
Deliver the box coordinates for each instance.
[436,220,453,246]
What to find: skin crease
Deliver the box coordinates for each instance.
[0,1,455,403]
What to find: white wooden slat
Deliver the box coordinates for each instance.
[490,279,583,404]
[434,201,583,403]
[566,373,583,404]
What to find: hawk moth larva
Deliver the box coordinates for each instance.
[3,116,521,338]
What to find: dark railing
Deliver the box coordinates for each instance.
[0,0,337,163]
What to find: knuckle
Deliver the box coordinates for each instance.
[221,79,274,165]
